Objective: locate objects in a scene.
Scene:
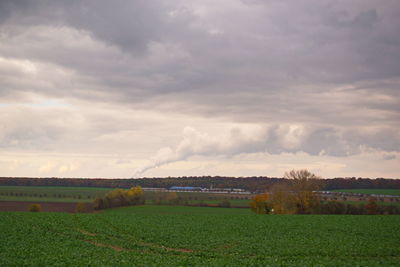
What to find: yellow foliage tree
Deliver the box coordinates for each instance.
[93,186,145,210]
[250,193,270,214]
[127,186,144,204]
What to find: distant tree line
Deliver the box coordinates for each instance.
[93,186,144,210]
[0,191,90,199]
[1,176,399,192]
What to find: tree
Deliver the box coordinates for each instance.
[284,169,321,214]
[249,170,321,215]
[269,183,296,214]
[127,186,145,204]
[250,193,270,214]
[93,186,145,210]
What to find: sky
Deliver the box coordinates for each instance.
[0,0,399,179]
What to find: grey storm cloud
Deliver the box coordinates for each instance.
[0,0,182,53]
[2,0,400,85]
[0,0,399,175]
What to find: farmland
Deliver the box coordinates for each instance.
[0,186,252,207]
[0,186,112,203]
[1,205,399,266]
[331,189,400,196]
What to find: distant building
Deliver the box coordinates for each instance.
[169,186,203,191]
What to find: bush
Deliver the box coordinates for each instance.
[320,201,347,214]
[28,204,42,212]
[75,202,86,213]
[250,193,270,214]
[378,205,400,215]
[94,186,145,210]
[366,197,378,215]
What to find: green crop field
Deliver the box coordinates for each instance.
[1,205,399,266]
[331,189,400,196]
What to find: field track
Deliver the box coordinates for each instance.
[0,201,94,213]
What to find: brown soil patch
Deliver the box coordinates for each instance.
[0,201,94,213]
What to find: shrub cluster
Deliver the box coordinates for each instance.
[28,204,42,212]
[250,193,270,214]
[319,199,400,215]
[93,186,144,210]
[251,195,400,215]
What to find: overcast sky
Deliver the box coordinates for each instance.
[0,0,399,178]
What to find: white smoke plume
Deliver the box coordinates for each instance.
[132,125,308,177]
[132,123,390,177]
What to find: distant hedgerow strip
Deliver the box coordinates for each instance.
[93,186,144,210]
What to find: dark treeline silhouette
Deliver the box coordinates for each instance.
[323,177,400,190]
[0,176,399,192]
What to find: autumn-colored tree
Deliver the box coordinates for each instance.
[261,170,321,214]
[93,186,144,210]
[250,193,270,214]
[285,169,321,214]
[127,186,145,205]
[269,183,296,214]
